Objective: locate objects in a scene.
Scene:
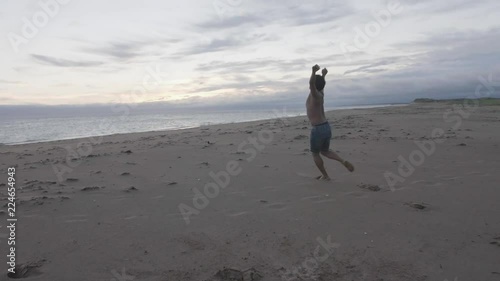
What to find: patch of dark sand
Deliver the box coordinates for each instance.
[209,267,263,281]
[357,183,381,192]
[81,186,104,192]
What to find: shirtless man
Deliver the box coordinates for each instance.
[306,64,354,180]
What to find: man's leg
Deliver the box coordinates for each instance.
[313,152,330,180]
[321,150,344,162]
[321,150,354,172]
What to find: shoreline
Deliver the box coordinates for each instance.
[2,103,408,147]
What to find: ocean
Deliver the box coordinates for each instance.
[0,104,404,145]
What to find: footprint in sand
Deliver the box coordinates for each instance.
[405,202,429,210]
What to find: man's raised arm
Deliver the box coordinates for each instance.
[309,64,321,98]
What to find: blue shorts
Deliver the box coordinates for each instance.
[310,122,332,153]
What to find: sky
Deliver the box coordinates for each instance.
[0,0,499,108]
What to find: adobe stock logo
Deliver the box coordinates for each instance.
[8,0,71,53]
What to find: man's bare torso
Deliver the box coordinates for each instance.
[306,90,327,125]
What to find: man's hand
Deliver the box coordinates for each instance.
[322,68,328,77]
[312,64,320,73]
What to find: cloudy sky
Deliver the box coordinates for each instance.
[1,0,499,108]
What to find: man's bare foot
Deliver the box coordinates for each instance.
[343,160,355,172]
[315,175,331,181]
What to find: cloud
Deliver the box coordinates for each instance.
[85,41,142,60]
[275,28,500,105]
[194,0,355,32]
[81,38,181,61]
[196,57,309,73]
[396,0,494,14]
[284,1,355,26]
[31,54,104,67]
[0,79,23,85]
[179,33,278,55]
[182,26,500,106]
[196,15,264,30]
[344,58,398,75]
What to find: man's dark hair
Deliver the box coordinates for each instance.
[315,75,325,91]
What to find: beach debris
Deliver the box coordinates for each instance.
[81,186,103,192]
[121,172,131,176]
[122,150,133,154]
[294,135,307,140]
[458,143,467,146]
[200,162,210,166]
[167,181,178,186]
[357,183,381,192]
[66,178,79,182]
